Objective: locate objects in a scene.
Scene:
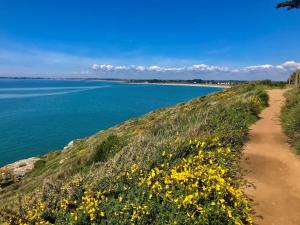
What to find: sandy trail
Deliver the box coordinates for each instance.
[242,89,300,225]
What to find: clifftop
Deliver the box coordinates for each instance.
[0,83,269,224]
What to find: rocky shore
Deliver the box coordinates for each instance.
[0,157,41,187]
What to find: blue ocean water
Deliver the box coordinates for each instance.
[0,79,221,166]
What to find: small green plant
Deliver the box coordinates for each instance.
[92,134,126,163]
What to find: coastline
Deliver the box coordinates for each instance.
[0,78,232,89]
[125,82,231,89]
[0,83,266,224]
[0,80,225,168]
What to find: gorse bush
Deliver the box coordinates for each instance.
[4,139,252,225]
[0,84,268,224]
[281,88,300,153]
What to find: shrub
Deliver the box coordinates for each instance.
[6,139,253,225]
[254,80,286,88]
[92,134,126,163]
[281,88,300,153]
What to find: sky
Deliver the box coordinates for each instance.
[0,0,300,80]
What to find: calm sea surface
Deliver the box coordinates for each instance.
[0,79,222,166]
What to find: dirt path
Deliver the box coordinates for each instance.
[242,89,300,225]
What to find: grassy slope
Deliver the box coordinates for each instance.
[281,87,300,153]
[0,84,268,224]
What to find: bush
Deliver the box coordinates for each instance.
[92,134,126,163]
[6,139,253,225]
[254,80,286,88]
[281,88,300,153]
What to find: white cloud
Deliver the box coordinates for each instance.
[0,40,298,81]
[90,63,230,73]
[279,61,300,70]
[147,65,162,71]
[241,61,300,73]
[91,64,114,71]
[188,64,229,72]
[91,64,100,70]
[115,66,129,70]
[244,64,274,71]
[90,61,300,74]
[135,66,146,71]
[89,61,300,80]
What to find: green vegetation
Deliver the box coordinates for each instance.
[288,70,300,88]
[255,80,287,89]
[0,84,268,224]
[91,134,127,163]
[281,88,300,153]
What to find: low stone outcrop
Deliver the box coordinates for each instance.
[0,157,41,187]
[63,140,74,151]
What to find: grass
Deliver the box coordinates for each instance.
[254,80,287,89]
[281,87,300,154]
[91,134,127,163]
[0,83,269,224]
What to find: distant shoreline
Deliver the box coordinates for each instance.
[0,77,237,87]
[126,82,231,89]
[0,77,232,88]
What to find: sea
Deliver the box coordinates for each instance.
[0,79,222,166]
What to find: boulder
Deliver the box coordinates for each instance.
[0,157,41,187]
[63,140,74,151]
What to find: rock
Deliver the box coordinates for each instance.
[63,140,74,151]
[0,167,14,186]
[0,157,41,187]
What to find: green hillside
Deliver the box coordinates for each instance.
[0,84,268,225]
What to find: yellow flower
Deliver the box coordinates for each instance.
[118,196,123,202]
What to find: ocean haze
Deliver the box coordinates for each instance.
[0,79,221,166]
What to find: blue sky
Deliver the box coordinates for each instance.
[0,0,300,80]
